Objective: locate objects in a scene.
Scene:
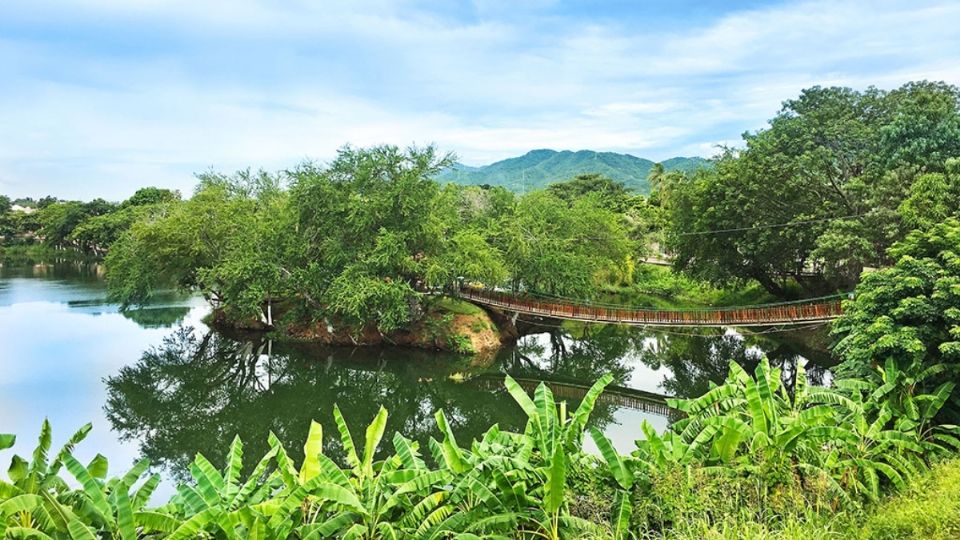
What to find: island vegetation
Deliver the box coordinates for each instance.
[2,80,960,537]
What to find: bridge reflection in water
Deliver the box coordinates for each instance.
[471,374,677,419]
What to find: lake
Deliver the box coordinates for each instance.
[0,260,833,497]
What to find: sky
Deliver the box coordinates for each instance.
[1,0,959,200]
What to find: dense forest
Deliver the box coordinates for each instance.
[3,80,960,537]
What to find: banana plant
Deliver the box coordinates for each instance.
[632,420,698,470]
[1,420,96,537]
[847,359,960,448]
[590,427,635,540]
[667,359,856,472]
[287,405,459,539]
[823,362,960,501]
[431,374,613,539]
[60,453,170,539]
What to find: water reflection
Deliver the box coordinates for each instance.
[104,322,832,481]
[497,324,641,384]
[2,260,835,486]
[104,328,582,479]
[635,327,833,399]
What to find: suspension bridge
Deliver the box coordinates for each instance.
[457,287,845,328]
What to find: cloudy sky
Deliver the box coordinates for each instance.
[2,0,959,199]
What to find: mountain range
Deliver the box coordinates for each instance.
[435,149,710,193]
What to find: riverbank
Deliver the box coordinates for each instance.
[208,264,825,356]
[211,295,506,356]
[0,244,99,265]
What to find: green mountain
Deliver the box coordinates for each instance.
[435,149,709,194]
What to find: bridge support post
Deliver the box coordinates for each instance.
[510,311,519,325]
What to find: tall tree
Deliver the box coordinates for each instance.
[289,145,465,332]
[665,82,960,297]
[500,191,632,297]
[832,218,960,418]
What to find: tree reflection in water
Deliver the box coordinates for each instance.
[635,326,833,399]
[104,323,832,481]
[496,323,639,385]
[104,327,622,480]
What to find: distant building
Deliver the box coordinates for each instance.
[10,205,36,214]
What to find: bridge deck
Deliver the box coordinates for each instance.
[458,287,842,327]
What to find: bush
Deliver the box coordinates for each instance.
[860,458,960,539]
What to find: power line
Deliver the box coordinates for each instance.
[676,214,863,237]
[486,213,864,243]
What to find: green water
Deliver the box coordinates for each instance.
[0,261,833,495]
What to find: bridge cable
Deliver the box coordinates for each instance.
[477,287,852,311]
[513,315,831,337]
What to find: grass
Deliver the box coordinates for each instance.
[859,457,960,539]
[432,295,485,316]
[602,263,778,309]
[651,458,960,540]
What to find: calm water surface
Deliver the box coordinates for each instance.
[0,261,833,497]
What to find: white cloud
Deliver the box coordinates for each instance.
[0,0,958,198]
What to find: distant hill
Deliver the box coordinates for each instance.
[435,150,710,194]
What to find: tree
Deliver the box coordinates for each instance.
[37,201,93,247]
[289,145,472,332]
[665,82,960,298]
[832,218,960,418]
[547,173,630,211]
[70,206,142,253]
[500,191,632,297]
[106,170,293,322]
[898,158,960,230]
[121,186,180,208]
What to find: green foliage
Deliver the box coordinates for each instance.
[288,145,462,332]
[547,174,631,211]
[121,188,180,209]
[37,200,115,248]
[859,458,960,539]
[606,263,777,309]
[632,357,958,508]
[0,187,181,256]
[103,144,638,335]
[501,191,632,297]
[898,159,960,230]
[1,375,614,539]
[107,171,295,322]
[2,364,958,539]
[665,82,960,297]
[832,218,960,418]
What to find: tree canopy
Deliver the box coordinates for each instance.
[832,218,960,417]
[664,81,960,297]
[102,145,635,333]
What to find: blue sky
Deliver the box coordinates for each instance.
[1,0,959,200]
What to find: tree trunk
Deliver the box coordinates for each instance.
[749,268,788,298]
